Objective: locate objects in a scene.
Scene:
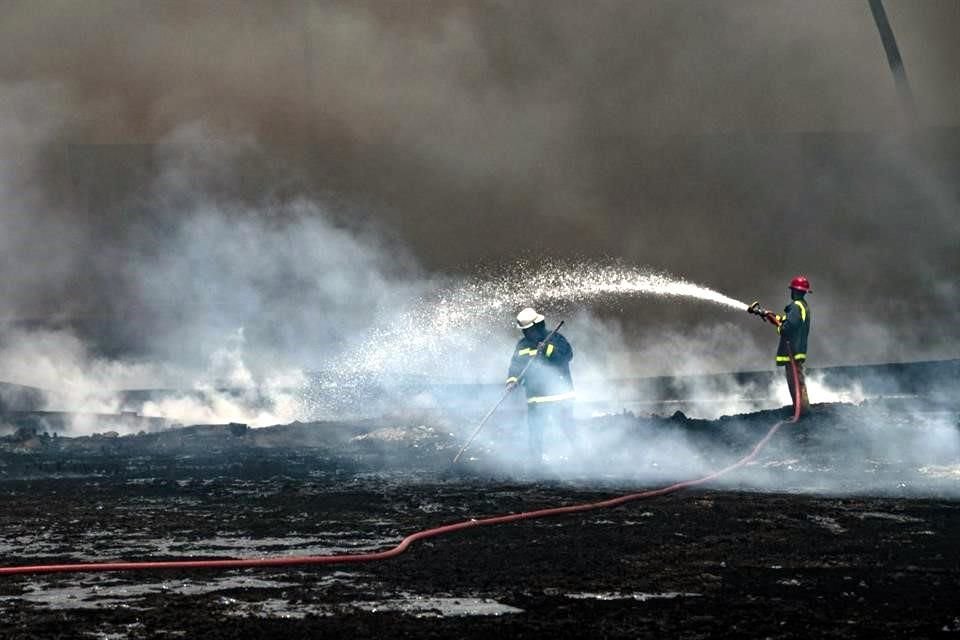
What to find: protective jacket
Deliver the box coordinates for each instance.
[506,332,574,403]
[776,298,811,366]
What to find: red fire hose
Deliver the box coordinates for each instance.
[0,359,803,577]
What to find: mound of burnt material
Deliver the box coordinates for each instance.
[1,400,957,497]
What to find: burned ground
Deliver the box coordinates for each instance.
[1,402,959,638]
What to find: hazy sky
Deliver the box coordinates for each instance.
[1,0,958,372]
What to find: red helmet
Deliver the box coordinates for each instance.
[789,275,811,292]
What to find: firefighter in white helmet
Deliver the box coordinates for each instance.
[506,308,576,466]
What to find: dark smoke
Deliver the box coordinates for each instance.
[0,0,958,380]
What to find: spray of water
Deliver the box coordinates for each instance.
[524,263,749,311]
[365,262,746,370]
[297,262,748,417]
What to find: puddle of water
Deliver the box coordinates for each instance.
[353,595,524,617]
[565,591,700,602]
[124,477,160,485]
[220,594,524,620]
[808,514,847,534]
[3,575,299,610]
[82,623,146,640]
[221,596,316,619]
[3,531,401,562]
[3,570,374,616]
[856,511,924,524]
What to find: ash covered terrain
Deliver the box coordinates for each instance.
[1,363,959,639]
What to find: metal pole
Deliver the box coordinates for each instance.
[867,0,919,125]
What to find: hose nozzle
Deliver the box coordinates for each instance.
[747,300,779,326]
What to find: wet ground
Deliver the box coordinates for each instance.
[1,401,959,638]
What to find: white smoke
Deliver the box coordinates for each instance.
[0,88,954,495]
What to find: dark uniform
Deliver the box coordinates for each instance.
[506,324,575,464]
[775,297,811,414]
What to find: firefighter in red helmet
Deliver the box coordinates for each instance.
[748,276,812,416]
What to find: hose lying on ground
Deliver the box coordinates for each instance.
[0,357,803,577]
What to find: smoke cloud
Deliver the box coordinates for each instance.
[0,0,957,455]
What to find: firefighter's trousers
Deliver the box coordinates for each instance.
[784,360,810,416]
[526,399,576,463]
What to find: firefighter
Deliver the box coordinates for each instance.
[764,276,812,415]
[506,308,576,466]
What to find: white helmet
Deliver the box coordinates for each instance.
[516,307,545,330]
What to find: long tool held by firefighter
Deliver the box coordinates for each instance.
[452,321,565,464]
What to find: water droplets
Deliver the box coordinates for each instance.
[295,262,746,419]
